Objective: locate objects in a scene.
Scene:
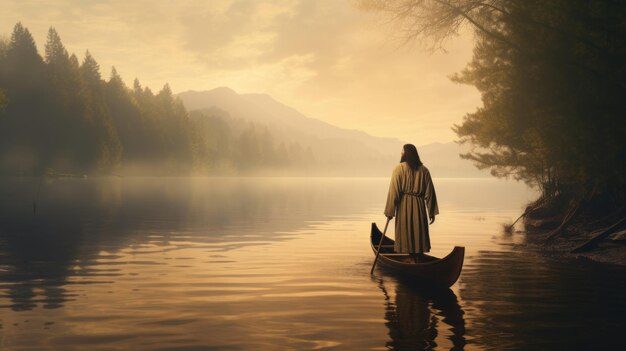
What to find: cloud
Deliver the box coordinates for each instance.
[0,0,480,143]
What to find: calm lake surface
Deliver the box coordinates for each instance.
[0,177,624,350]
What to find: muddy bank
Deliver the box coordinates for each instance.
[521,214,626,266]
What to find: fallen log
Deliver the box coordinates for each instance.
[571,216,626,253]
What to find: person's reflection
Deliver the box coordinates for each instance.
[378,278,466,350]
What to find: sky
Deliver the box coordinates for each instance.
[1,0,480,144]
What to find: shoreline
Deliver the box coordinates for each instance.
[522,221,626,266]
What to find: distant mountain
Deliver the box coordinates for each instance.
[179,88,403,176]
[179,87,402,151]
[177,88,489,177]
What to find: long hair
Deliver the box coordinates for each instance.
[400,144,423,170]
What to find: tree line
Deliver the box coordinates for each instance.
[0,23,313,175]
[363,0,625,238]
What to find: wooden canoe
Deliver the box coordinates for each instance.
[370,223,464,287]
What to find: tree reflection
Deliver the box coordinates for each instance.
[458,250,626,350]
[0,177,385,311]
[377,277,466,350]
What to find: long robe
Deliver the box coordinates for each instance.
[384,162,439,254]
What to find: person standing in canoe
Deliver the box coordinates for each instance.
[385,144,439,263]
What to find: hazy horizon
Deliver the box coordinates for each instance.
[1,2,623,349]
[0,0,480,144]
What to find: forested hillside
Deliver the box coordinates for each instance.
[0,23,312,175]
[189,107,315,175]
[0,22,489,178]
[178,88,404,176]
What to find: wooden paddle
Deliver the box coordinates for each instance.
[371,217,391,275]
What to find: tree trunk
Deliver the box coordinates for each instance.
[546,201,581,241]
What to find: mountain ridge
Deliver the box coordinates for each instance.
[177,87,489,177]
[179,88,403,146]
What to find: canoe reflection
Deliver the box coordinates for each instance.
[377,278,466,350]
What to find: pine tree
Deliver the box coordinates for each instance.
[3,22,44,97]
[80,51,122,170]
[7,23,41,67]
[81,51,101,87]
[45,28,69,65]
[132,78,142,98]
[1,23,46,173]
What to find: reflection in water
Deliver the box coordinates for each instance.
[377,277,466,350]
[0,177,385,311]
[459,250,626,350]
[0,213,89,311]
[2,177,624,350]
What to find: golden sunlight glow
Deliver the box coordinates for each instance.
[0,0,479,144]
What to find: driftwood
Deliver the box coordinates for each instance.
[505,198,547,232]
[504,211,526,233]
[571,216,626,253]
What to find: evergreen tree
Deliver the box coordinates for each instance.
[80,51,122,170]
[45,28,69,66]
[43,27,93,170]
[104,66,145,164]
[0,22,319,176]
[0,23,46,173]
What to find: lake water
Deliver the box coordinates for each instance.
[0,177,624,350]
